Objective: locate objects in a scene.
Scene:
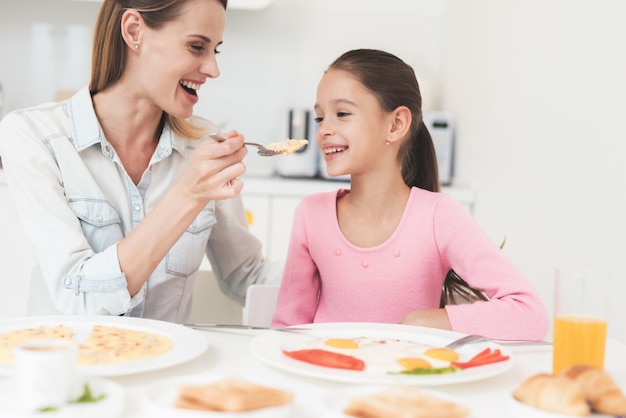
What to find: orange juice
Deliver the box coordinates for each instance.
[552,314,607,374]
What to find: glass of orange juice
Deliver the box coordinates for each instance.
[552,268,610,375]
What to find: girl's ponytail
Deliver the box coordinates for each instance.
[401,120,440,192]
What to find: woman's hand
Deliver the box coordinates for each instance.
[178,130,248,203]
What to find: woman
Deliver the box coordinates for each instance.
[272,49,548,341]
[0,0,280,322]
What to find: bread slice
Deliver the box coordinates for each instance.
[561,365,626,415]
[175,377,293,412]
[513,373,590,416]
[343,385,469,418]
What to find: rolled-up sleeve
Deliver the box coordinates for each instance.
[0,109,140,315]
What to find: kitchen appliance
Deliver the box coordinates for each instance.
[423,112,454,186]
[274,109,319,178]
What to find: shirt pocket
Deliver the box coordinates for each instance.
[166,203,216,277]
[69,198,124,253]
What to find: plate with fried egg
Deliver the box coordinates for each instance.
[250,323,513,386]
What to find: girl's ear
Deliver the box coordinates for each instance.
[121,9,143,50]
[387,106,412,145]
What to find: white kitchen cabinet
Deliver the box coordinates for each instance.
[267,196,301,262]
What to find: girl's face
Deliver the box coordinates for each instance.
[314,69,394,178]
[135,0,225,118]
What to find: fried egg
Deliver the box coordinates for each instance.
[295,337,458,373]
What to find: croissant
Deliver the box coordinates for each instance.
[512,373,590,416]
[560,364,626,415]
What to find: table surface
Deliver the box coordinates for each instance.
[2,325,625,417]
[118,329,625,417]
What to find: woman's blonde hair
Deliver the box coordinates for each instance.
[89,0,227,139]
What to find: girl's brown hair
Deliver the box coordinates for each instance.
[89,0,228,139]
[328,49,488,307]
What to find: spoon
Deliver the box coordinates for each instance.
[208,133,277,156]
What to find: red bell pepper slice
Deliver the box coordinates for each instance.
[451,348,509,369]
[282,349,365,371]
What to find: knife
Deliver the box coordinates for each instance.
[183,323,311,332]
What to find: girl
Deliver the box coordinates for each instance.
[271,49,548,340]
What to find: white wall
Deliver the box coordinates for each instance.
[442,0,626,342]
[1,0,624,341]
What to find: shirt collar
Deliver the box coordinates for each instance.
[66,86,186,158]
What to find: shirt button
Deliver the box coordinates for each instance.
[361,261,369,268]
[95,215,103,222]
[335,249,342,256]
[394,250,401,257]
[133,204,141,211]
[63,277,72,286]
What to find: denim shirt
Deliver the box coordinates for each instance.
[0,87,280,323]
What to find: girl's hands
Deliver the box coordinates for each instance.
[401,308,453,330]
[178,130,248,203]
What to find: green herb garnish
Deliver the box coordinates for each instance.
[37,406,59,413]
[70,383,106,404]
[35,383,105,413]
[390,366,461,375]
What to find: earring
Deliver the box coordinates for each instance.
[134,44,139,49]
[385,140,390,146]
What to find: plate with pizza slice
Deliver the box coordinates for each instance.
[0,315,209,377]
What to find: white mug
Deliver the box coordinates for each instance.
[14,339,82,412]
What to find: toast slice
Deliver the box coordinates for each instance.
[176,377,293,412]
[344,385,469,418]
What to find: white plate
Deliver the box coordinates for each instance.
[508,396,612,418]
[321,385,474,417]
[250,322,513,386]
[141,373,295,418]
[0,315,209,377]
[0,377,125,418]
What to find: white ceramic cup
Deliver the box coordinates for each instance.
[14,339,82,412]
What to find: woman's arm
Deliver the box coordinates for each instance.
[204,196,283,303]
[118,135,248,296]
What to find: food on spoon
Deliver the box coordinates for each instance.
[175,377,293,412]
[561,364,626,415]
[267,138,308,155]
[0,324,172,365]
[344,385,470,418]
[513,373,591,415]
